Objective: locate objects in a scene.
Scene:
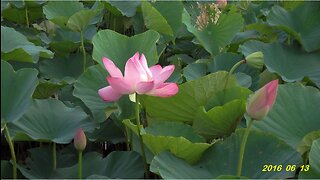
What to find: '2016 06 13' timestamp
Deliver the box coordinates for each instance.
[262,165,310,172]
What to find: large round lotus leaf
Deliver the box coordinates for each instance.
[252,83,320,149]
[1,26,53,63]
[182,6,244,56]
[8,99,95,143]
[123,119,211,164]
[1,60,38,123]
[299,139,320,178]
[43,1,84,28]
[55,151,144,179]
[239,41,320,87]
[193,99,246,140]
[151,129,302,179]
[267,3,320,52]
[144,71,238,123]
[73,64,114,123]
[92,29,160,69]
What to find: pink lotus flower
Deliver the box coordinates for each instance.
[246,79,278,120]
[98,52,179,102]
[74,128,86,152]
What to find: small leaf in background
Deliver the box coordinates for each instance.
[267,3,320,52]
[43,1,84,28]
[1,26,54,63]
[239,40,320,87]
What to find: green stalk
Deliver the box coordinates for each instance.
[4,125,17,179]
[223,59,245,90]
[80,31,86,72]
[25,7,29,27]
[53,143,56,170]
[135,94,150,178]
[78,151,83,179]
[236,118,253,176]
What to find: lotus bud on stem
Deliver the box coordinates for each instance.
[74,128,87,179]
[237,80,278,176]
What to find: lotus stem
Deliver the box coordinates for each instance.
[25,7,29,27]
[4,125,17,179]
[53,142,56,170]
[78,151,83,179]
[80,31,86,72]
[236,118,253,176]
[135,94,150,178]
[223,59,245,90]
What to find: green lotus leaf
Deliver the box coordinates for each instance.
[107,1,141,17]
[55,151,144,179]
[33,80,68,99]
[141,2,173,36]
[205,86,252,110]
[207,52,260,90]
[73,65,113,123]
[1,60,38,123]
[297,130,320,156]
[152,1,184,38]
[267,3,320,52]
[39,54,84,84]
[183,6,244,55]
[123,119,211,164]
[239,41,320,87]
[1,26,54,63]
[151,129,302,179]
[299,139,320,178]
[252,83,320,149]
[92,29,160,69]
[8,99,95,143]
[67,9,99,32]
[144,71,238,123]
[2,2,43,24]
[150,151,212,179]
[193,100,246,140]
[43,1,84,28]
[183,63,207,81]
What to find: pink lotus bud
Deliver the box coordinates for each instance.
[246,80,278,120]
[74,128,86,152]
[216,0,227,9]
